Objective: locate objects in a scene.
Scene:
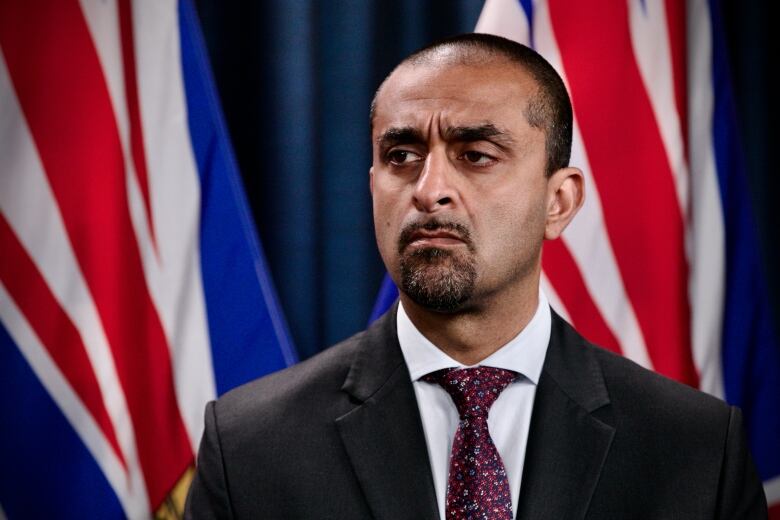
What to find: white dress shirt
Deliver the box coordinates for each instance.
[397,291,551,520]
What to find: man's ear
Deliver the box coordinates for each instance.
[369,166,374,195]
[544,167,584,240]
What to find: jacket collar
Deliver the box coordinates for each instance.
[337,304,440,520]
[337,306,615,520]
[515,311,615,519]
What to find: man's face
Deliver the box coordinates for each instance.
[370,59,551,313]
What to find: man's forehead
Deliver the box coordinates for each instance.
[372,60,537,133]
[383,60,532,100]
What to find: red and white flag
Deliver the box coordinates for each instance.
[477,0,780,513]
[0,1,296,517]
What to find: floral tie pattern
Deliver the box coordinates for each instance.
[423,367,518,520]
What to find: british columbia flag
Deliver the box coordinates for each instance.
[0,0,296,517]
[372,0,780,515]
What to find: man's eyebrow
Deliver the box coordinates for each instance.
[376,127,425,148]
[442,124,516,149]
[375,124,517,150]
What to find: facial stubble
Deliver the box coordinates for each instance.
[398,220,477,312]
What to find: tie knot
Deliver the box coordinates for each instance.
[423,366,517,419]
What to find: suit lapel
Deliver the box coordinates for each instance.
[516,312,615,519]
[335,307,439,520]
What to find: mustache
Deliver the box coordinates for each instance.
[397,218,474,253]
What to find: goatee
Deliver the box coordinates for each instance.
[397,219,477,312]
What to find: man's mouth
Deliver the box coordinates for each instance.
[398,219,474,253]
[406,230,466,248]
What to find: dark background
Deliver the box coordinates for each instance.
[193,0,778,360]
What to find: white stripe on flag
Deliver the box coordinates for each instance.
[0,284,149,518]
[765,475,780,507]
[0,51,148,507]
[541,272,571,323]
[133,0,217,448]
[627,0,689,214]
[686,0,725,398]
[475,0,530,45]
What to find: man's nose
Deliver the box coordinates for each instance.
[412,150,456,212]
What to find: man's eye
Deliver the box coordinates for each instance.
[462,151,494,165]
[387,150,421,165]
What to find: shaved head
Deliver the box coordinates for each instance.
[371,33,572,177]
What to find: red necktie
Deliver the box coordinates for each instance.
[423,367,518,520]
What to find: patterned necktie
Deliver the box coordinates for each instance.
[423,367,518,520]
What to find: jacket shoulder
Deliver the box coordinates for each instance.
[212,327,368,434]
[548,312,730,423]
[589,342,730,421]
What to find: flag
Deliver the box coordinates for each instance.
[372,0,780,514]
[0,0,297,517]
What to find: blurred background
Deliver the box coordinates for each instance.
[194,0,778,360]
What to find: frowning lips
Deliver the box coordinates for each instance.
[397,219,475,253]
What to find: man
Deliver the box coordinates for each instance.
[186,34,767,519]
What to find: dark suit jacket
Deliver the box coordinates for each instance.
[185,308,767,519]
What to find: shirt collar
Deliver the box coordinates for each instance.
[397,290,551,385]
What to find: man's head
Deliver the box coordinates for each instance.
[371,33,573,178]
[370,34,583,314]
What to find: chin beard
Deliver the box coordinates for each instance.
[399,247,477,312]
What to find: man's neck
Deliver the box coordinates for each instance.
[399,284,540,366]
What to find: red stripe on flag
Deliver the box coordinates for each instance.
[0,0,192,508]
[118,0,156,250]
[769,501,779,520]
[548,0,698,385]
[664,0,688,162]
[0,214,127,470]
[543,239,622,354]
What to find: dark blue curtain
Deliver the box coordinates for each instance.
[722,0,779,331]
[194,1,484,359]
[194,0,778,360]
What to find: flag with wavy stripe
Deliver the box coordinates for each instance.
[0,1,297,517]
